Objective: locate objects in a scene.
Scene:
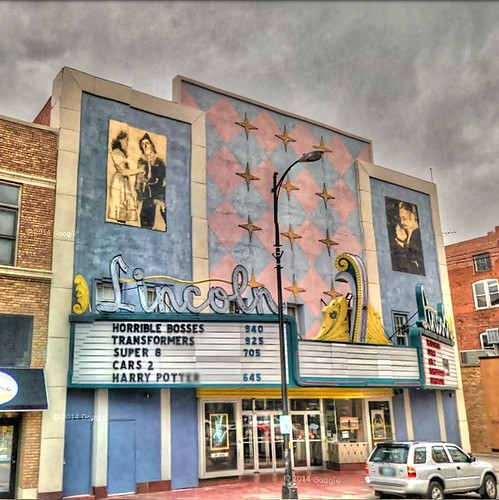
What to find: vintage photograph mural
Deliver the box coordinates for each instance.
[106,120,167,231]
[385,196,425,275]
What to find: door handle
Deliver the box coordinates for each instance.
[457,466,461,470]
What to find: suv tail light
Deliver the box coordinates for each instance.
[365,463,370,474]
[407,466,417,478]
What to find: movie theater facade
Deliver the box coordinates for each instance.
[34,68,469,499]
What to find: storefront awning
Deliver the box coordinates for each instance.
[0,368,48,411]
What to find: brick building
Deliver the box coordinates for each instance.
[446,227,499,453]
[0,115,58,498]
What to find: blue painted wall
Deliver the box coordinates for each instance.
[62,390,94,496]
[75,93,192,290]
[170,389,198,489]
[392,392,408,441]
[108,419,136,494]
[410,390,441,441]
[108,389,162,483]
[370,179,442,337]
[442,390,460,445]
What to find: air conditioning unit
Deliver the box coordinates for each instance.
[485,328,499,344]
[461,351,481,366]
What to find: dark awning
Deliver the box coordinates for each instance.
[0,368,48,411]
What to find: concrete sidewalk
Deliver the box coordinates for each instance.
[101,453,499,500]
[106,470,373,500]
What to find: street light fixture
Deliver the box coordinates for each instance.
[272,150,324,499]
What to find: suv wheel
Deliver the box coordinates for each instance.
[428,480,444,499]
[374,492,388,499]
[480,474,497,499]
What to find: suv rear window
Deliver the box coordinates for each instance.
[371,444,409,464]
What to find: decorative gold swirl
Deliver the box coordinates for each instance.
[73,274,90,314]
[335,255,350,272]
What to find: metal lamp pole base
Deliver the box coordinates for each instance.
[282,445,298,499]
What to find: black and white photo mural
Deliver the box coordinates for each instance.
[106,120,167,231]
[385,196,425,275]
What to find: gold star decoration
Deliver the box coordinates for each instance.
[235,112,258,140]
[285,274,306,301]
[282,176,299,200]
[319,228,339,257]
[316,183,335,209]
[236,162,260,191]
[313,135,333,153]
[323,280,344,300]
[275,125,296,152]
[238,215,262,243]
[248,269,264,288]
[281,224,303,250]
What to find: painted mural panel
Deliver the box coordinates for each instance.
[385,197,425,276]
[106,120,167,231]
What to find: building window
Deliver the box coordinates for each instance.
[0,182,21,266]
[392,312,409,345]
[480,332,494,350]
[473,253,492,273]
[286,303,304,336]
[229,298,248,313]
[473,279,499,309]
[0,314,32,367]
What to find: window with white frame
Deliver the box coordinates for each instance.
[392,312,409,345]
[473,279,499,309]
[95,281,118,304]
[473,253,492,273]
[0,182,20,266]
[480,332,494,349]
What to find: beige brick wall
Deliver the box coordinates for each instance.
[461,365,492,453]
[0,116,57,491]
[0,118,57,180]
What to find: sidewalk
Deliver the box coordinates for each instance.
[102,453,499,500]
[106,470,373,500]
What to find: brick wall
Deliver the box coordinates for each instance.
[0,116,57,492]
[461,365,491,452]
[446,227,499,351]
[0,117,57,180]
[33,98,51,127]
[16,412,43,489]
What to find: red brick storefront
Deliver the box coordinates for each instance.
[446,227,499,452]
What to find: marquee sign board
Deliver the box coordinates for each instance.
[411,284,458,389]
[294,339,421,387]
[69,315,285,388]
[419,334,458,389]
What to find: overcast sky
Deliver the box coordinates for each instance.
[0,1,497,244]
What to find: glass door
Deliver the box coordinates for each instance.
[243,412,285,472]
[273,414,285,469]
[242,414,254,470]
[291,413,324,468]
[256,414,273,469]
[0,417,19,499]
[202,401,242,478]
[291,414,307,467]
[307,414,323,467]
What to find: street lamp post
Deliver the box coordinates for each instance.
[272,150,324,499]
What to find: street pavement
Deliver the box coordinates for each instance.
[102,453,499,500]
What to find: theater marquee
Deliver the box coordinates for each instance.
[69,316,286,388]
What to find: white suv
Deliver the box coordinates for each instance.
[365,441,497,499]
